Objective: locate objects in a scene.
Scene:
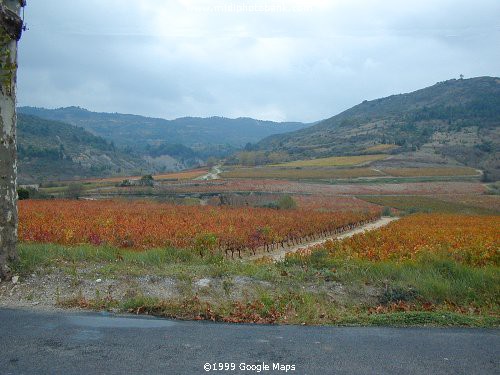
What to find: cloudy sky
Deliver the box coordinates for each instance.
[17,0,500,122]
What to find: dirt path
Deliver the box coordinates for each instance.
[196,165,222,181]
[246,216,399,262]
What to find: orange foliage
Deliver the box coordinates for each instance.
[321,214,499,266]
[19,200,379,254]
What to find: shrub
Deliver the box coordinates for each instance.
[17,188,30,200]
[66,183,84,199]
[381,206,392,216]
[277,195,297,210]
[139,175,155,186]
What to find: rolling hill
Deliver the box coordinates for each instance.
[17,115,207,183]
[258,77,500,180]
[17,114,148,183]
[17,106,310,152]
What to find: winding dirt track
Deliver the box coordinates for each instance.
[246,216,399,262]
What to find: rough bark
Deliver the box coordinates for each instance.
[0,0,23,281]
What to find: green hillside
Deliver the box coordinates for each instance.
[258,77,500,180]
[17,106,310,152]
[17,114,145,183]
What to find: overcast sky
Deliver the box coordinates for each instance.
[17,0,500,122]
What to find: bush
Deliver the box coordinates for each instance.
[139,175,155,186]
[17,188,30,200]
[66,183,84,199]
[118,179,132,187]
[381,206,392,216]
[277,195,297,210]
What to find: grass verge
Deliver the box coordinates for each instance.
[8,242,499,328]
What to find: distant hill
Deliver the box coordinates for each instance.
[258,77,500,180]
[17,114,143,183]
[17,114,206,183]
[17,107,310,152]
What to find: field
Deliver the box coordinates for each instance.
[19,200,379,256]
[435,194,500,212]
[301,214,499,266]
[76,168,209,183]
[11,210,499,327]
[150,180,486,196]
[364,144,398,153]
[273,154,388,167]
[221,167,383,180]
[8,169,500,327]
[358,195,499,215]
[382,167,479,177]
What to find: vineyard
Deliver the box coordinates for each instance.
[221,167,382,180]
[273,154,388,167]
[358,195,499,215]
[152,180,486,196]
[71,169,209,184]
[19,200,380,257]
[303,214,499,266]
[382,167,479,177]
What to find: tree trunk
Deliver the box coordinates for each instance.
[0,0,24,281]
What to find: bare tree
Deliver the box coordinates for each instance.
[0,0,25,281]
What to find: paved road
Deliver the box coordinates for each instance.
[0,309,498,375]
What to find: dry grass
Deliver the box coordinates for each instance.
[78,169,209,183]
[221,167,383,179]
[383,167,479,177]
[364,144,397,152]
[273,154,388,167]
[153,169,209,180]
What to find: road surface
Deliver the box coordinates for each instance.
[0,308,498,374]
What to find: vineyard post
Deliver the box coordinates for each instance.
[0,0,25,281]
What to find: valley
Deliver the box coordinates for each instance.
[5,77,500,328]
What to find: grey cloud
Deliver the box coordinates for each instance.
[17,0,500,122]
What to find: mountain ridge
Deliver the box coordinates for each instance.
[17,106,310,151]
[257,77,500,180]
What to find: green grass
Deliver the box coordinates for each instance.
[283,250,499,307]
[15,243,280,281]
[341,312,498,327]
[358,195,498,215]
[13,242,499,327]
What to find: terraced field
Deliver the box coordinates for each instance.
[382,167,479,177]
[358,195,499,215]
[221,167,383,179]
[364,144,398,153]
[273,154,388,167]
[81,169,209,183]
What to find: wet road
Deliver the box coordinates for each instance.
[0,308,498,374]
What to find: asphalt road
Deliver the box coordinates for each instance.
[0,308,498,375]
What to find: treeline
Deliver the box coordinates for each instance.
[404,97,500,124]
[18,144,64,160]
[146,143,197,159]
[18,114,116,152]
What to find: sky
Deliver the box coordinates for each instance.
[17,0,500,123]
